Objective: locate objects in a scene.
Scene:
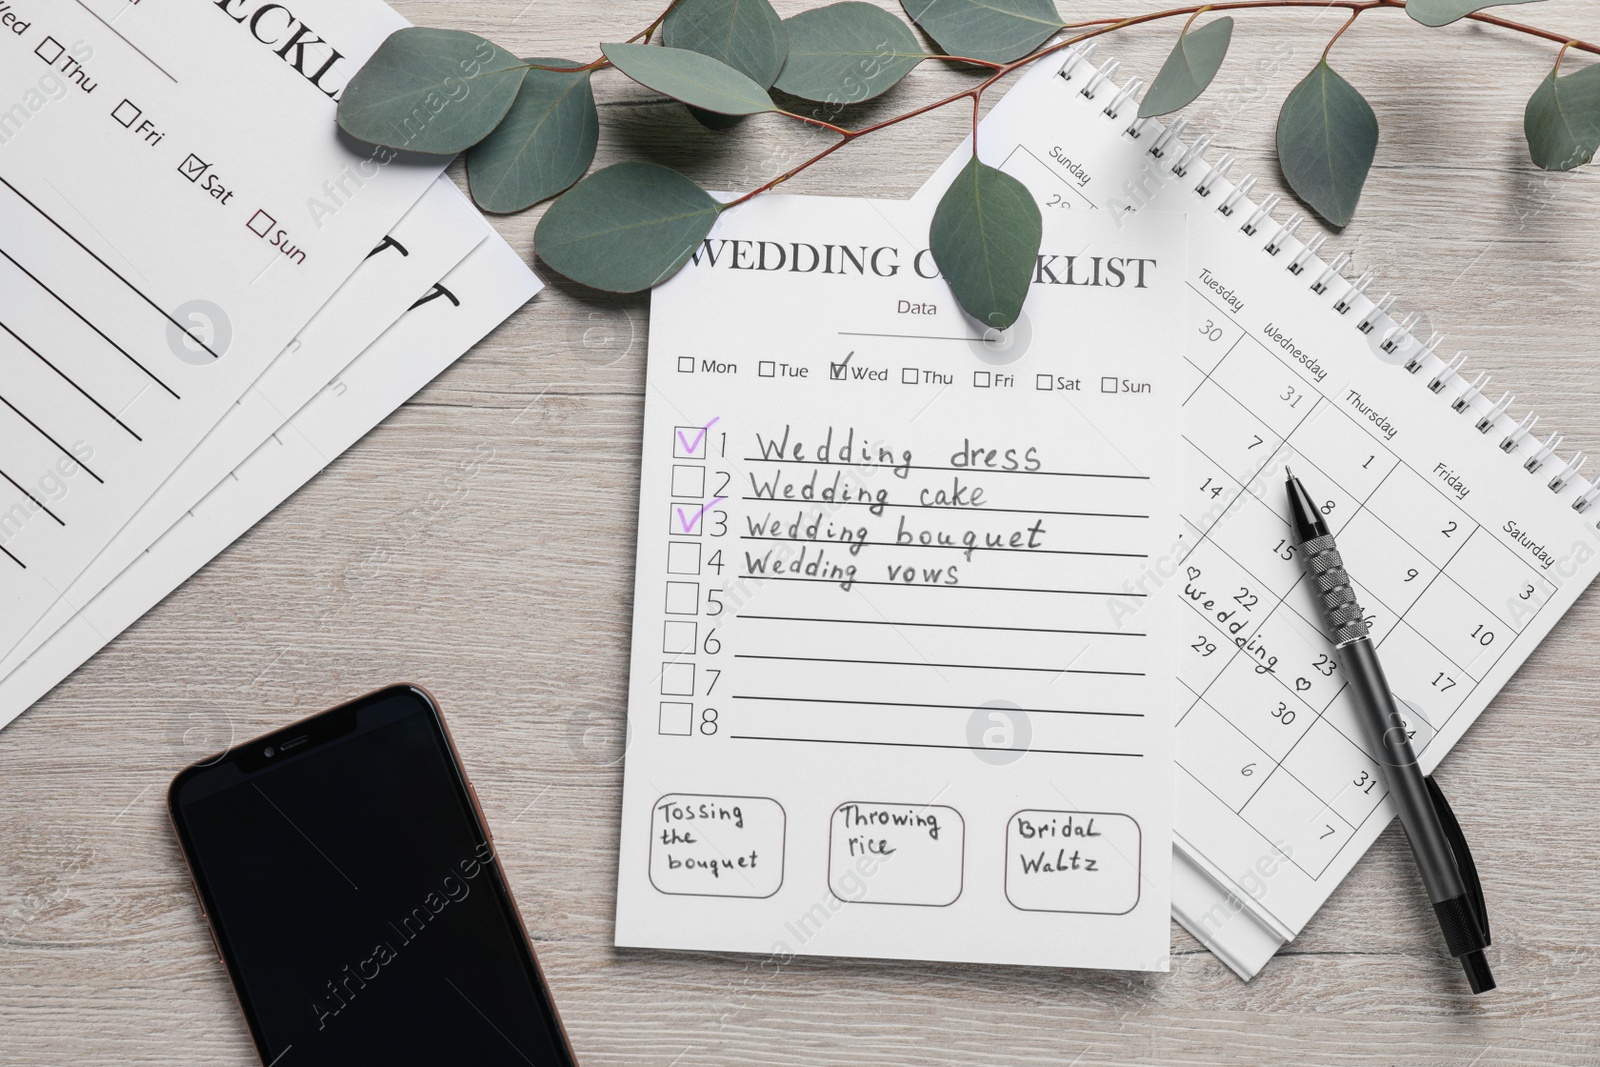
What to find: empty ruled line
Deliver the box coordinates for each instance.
[733,653,1144,677]
[740,496,1146,519]
[730,735,1143,758]
[732,693,1144,717]
[738,573,1144,596]
[737,613,1145,638]
[0,465,64,526]
[0,392,103,482]
[0,319,141,440]
[0,246,179,398]
[743,457,1149,479]
[837,331,985,342]
[68,0,181,83]
[737,535,1147,559]
[1,172,217,366]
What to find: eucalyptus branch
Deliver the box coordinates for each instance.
[332,0,1600,323]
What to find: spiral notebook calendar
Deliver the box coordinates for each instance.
[918,48,1600,978]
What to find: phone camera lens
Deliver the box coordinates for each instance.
[264,745,276,758]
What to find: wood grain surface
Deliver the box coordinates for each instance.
[5,2,1600,1064]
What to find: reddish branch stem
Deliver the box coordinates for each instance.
[721,0,1600,210]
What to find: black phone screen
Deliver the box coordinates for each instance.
[169,687,575,1067]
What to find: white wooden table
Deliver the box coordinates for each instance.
[5,2,1600,1063]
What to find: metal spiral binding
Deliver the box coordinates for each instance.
[1404,332,1443,373]
[1287,233,1326,275]
[1357,293,1395,334]
[1194,154,1233,197]
[1240,193,1279,236]
[1333,270,1373,314]
[1055,40,1600,516]
[1381,311,1420,355]
[1263,213,1303,256]
[1428,352,1468,394]
[1476,392,1514,433]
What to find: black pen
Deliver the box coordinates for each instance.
[1286,468,1495,993]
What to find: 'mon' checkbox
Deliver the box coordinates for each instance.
[677,356,694,373]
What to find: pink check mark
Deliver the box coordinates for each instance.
[676,417,720,457]
[676,496,726,533]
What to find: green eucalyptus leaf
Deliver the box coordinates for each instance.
[900,0,1061,65]
[1138,17,1233,118]
[1407,0,1544,28]
[337,28,527,154]
[602,42,778,115]
[1524,61,1600,170]
[534,162,720,292]
[930,157,1042,329]
[663,0,789,87]
[776,1,925,104]
[466,59,598,214]
[1276,60,1379,228]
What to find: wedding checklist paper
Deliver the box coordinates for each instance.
[0,231,541,727]
[0,0,439,653]
[917,50,1600,977]
[614,196,1183,970]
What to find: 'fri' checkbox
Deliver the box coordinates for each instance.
[973,371,991,388]
[112,100,141,128]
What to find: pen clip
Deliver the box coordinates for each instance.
[1425,774,1490,946]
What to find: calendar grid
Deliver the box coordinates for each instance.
[1173,284,1563,883]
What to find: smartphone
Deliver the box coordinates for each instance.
[168,685,579,1066]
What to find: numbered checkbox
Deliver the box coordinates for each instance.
[671,465,707,499]
[663,621,698,655]
[660,662,696,696]
[666,542,702,575]
[664,582,700,615]
[659,702,694,736]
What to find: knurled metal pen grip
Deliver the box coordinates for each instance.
[1300,534,1370,645]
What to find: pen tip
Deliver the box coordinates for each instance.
[1285,465,1295,481]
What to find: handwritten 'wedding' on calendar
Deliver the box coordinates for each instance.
[613,195,1185,971]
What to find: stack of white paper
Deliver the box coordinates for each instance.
[0,0,540,729]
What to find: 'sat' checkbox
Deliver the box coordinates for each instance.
[178,154,209,182]
[662,621,698,655]
[671,465,706,499]
[1035,374,1053,391]
[660,662,696,696]
[664,581,700,615]
[246,210,276,238]
[112,100,141,128]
